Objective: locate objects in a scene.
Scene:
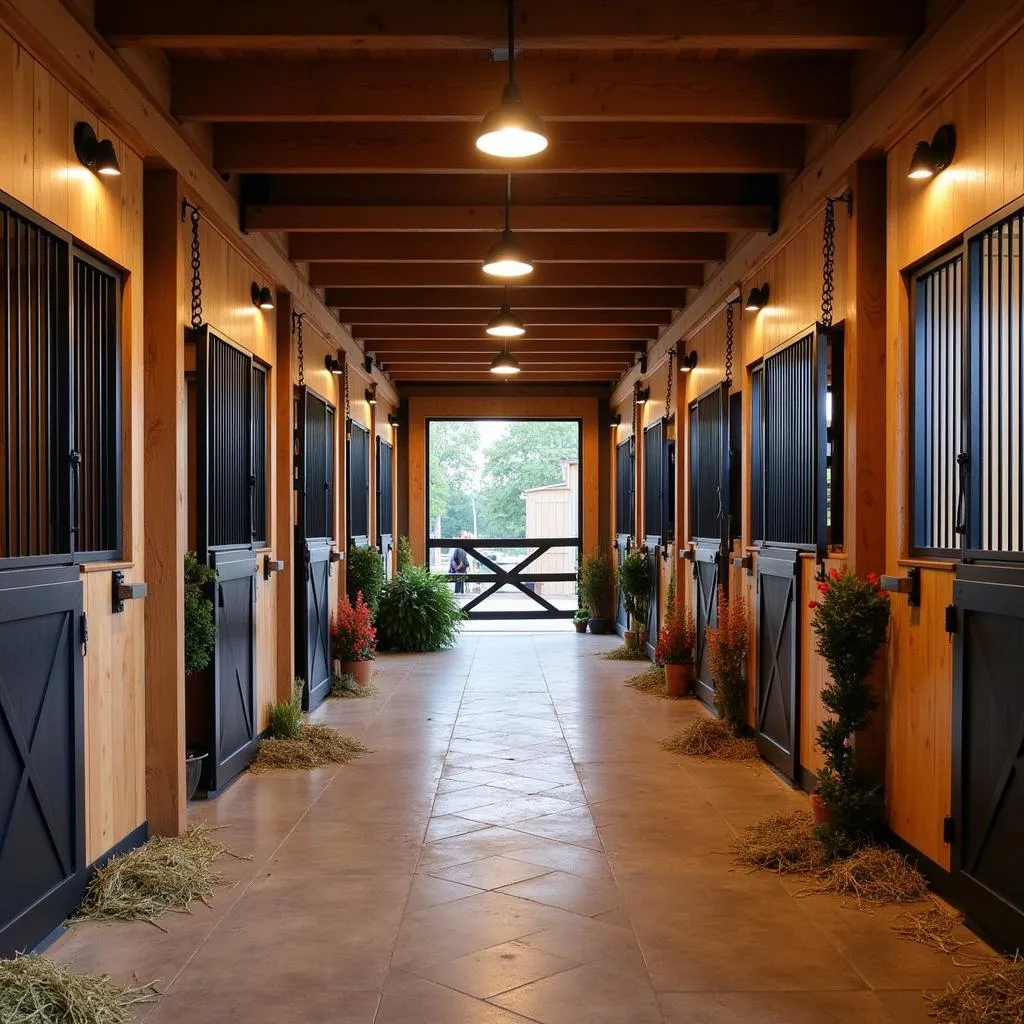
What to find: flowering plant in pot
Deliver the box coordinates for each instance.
[655,608,697,697]
[573,609,590,634]
[617,550,652,650]
[330,591,377,687]
[808,569,890,857]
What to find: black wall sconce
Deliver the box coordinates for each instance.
[387,413,400,428]
[251,282,274,309]
[609,413,622,428]
[634,385,650,406]
[74,122,121,177]
[365,387,377,406]
[325,354,343,375]
[678,350,698,373]
[908,124,956,181]
[363,354,374,374]
[744,284,769,312]
[637,354,648,375]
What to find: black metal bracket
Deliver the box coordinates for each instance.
[112,570,148,614]
[732,554,753,576]
[263,555,285,581]
[329,548,344,564]
[828,187,854,217]
[879,567,920,607]
[944,603,958,636]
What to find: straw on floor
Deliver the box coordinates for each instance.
[330,671,376,698]
[76,823,232,924]
[624,665,666,695]
[732,811,827,874]
[659,717,759,761]
[602,643,649,662]
[0,954,158,1024]
[893,904,979,957]
[800,846,928,905]
[929,957,1024,1024]
[249,723,368,774]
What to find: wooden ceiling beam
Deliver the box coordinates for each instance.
[387,371,622,382]
[98,0,922,49]
[215,123,805,174]
[366,340,643,354]
[324,287,683,309]
[379,360,632,372]
[337,308,671,326]
[173,58,847,125]
[250,204,774,233]
[355,326,650,341]
[309,263,703,289]
[289,232,727,264]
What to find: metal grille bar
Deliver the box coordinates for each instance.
[751,365,764,542]
[644,418,669,541]
[615,436,634,536]
[251,363,267,546]
[689,385,726,544]
[376,437,393,537]
[303,390,332,540]
[347,420,370,541]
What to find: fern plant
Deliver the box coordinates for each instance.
[376,567,463,652]
[184,552,217,674]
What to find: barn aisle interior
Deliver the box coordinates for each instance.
[49,636,983,1023]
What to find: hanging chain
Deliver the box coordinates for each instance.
[724,301,735,386]
[821,188,852,329]
[292,311,305,387]
[344,362,351,422]
[665,348,674,419]
[182,200,203,329]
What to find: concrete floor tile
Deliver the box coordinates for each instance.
[416,940,578,998]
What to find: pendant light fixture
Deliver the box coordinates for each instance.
[483,175,533,278]
[490,345,521,375]
[486,284,526,338]
[476,0,548,159]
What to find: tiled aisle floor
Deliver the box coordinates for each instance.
[52,634,985,1022]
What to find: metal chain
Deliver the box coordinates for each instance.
[182,200,203,329]
[344,362,351,422]
[724,302,735,386]
[292,312,305,387]
[665,348,674,418]
[821,198,837,329]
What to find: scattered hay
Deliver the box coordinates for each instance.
[733,811,826,875]
[76,824,232,924]
[602,643,649,662]
[250,723,368,774]
[929,956,1024,1024]
[624,665,666,695]
[802,846,928,906]
[659,717,760,761]
[330,672,376,699]
[893,904,978,957]
[0,954,158,1023]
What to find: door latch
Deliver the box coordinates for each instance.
[80,612,89,657]
[944,603,958,636]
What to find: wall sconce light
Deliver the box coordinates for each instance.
[251,283,274,309]
[387,413,400,428]
[679,350,698,373]
[325,355,343,375]
[74,122,121,177]
[634,385,650,406]
[744,284,769,312]
[363,354,374,374]
[908,124,957,180]
[638,354,648,375]
[609,413,621,428]
[365,387,377,405]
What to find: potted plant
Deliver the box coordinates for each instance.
[375,565,464,652]
[617,550,652,650]
[656,608,697,697]
[579,551,614,634]
[573,609,590,634]
[706,585,749,735]
[347,544,386,618]
[331,591,377,687]
[808,569,891,856]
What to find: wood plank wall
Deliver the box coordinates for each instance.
[0,27,147,860]
[884,24,1024,868]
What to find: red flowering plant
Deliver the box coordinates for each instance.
[331,591,377,662]
[809,568,890,857]
[706,586,749,736]
[655,608,697,666]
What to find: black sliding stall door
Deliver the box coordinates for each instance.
[614,436,634,634]
[193,327,264,793]
[944,206,1024,950]
[295,388,335,711]
[347,420,370,549]
[642,418,672,656]
[689,384,730,708]
[377,437,394,579]
[0,195,125,954]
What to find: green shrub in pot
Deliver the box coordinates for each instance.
[376,566,463,652]
[578,551,614,633]
[347,544,385,616]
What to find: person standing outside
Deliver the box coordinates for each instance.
[449,530,471,595]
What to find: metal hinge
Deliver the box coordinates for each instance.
[943,816,956,844]
[80,612,89,657]
[944,603,958,636]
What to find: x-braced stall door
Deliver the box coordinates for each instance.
[194,326,266,793]
[689,383,731,710]
[614,436,634,635]
[295,387,335,712]
[377,437,394,580]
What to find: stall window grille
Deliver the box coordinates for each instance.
[689,385,727,543]
[304,392,334,541]
[250,363,267,546]
[377,437,393,537]
[348,420,370,543]
[728,392,743,545]
[751,365,764,543]
[644,418,673,542]
[912,253,963,553]
[615,437,635,536]
[967,209,1024,555]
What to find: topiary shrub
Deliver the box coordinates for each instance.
[347,544,385,616]
[396,535,414,573]
[184,552,216,674]
[376,566,463,652]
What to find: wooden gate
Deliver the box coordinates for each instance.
[192,327,265,793]
[756,548,800,780]
[0,567,84,957]
[295,388,335,711]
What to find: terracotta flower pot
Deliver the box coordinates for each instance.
[624,629,635,646]
[664,662,695,698]
[809,790,832,827]
[341,659,373,688]
[574,621,588,634]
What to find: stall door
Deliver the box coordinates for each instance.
[193,327,264,792]
[295,388,335,711]
[643,419,671,656]
[347,421,370,548]
[693,547,720,707]
[377,437,394,580]
[614,436,634,634]
[756,548,800,780]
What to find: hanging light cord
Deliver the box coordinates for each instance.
[181,199,203,329]
[505,173,512,231]
[507,0,517,87]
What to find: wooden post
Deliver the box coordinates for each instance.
[274,290,296,702]
[142,169,186,836]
